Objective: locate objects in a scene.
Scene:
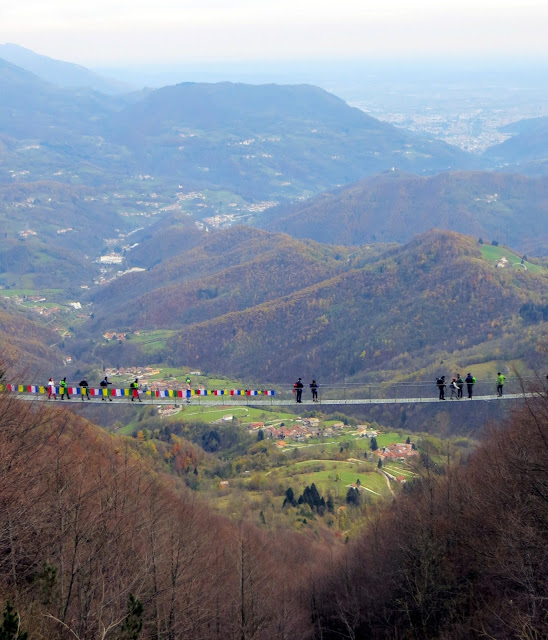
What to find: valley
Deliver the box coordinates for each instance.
[0,44,547,640]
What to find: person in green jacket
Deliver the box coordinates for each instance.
[130,378,142,402]
[59,377,70,400]
[497,372,506,397]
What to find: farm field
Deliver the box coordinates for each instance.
[275,459,391,497]
[480,243,545,274]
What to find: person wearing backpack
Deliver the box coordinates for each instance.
[465,372,475,399]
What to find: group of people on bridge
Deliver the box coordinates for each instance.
[46,376,143,402]
[436,372,506,400]
[293,378,319,403]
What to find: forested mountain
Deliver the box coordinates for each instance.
[484,115,548,175]
[126,212,207,269]
[86,226,356,331]
[0,307,64,375]
[0,56,477,199]
[105,81,476,198]
[257,170,548,254]
[0,58,117,140]
[82,229,548,382]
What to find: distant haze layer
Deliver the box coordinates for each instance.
[3,0,547,64]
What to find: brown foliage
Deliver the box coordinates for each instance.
[0,394,316,639]
[310,382,548,639]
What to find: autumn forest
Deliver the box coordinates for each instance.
[0,373,546,640]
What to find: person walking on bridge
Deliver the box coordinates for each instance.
[294,378,304,403]
[497,372,506,397]
[186,376,191,403]
[100,376,112,401]
[59,377,70,400]
[79,377,90,400]
[130,378,142,402]
[310,379,319,402]
[465,372,475,399]
[47,377,56,400]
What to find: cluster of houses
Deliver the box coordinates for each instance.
[245,419,379,444]
[103,366,203,394]
[103,365,160,386]
[376,443,419,461]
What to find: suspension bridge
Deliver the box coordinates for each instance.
[2,380,541,407]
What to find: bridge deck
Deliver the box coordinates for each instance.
[13,393,536,406]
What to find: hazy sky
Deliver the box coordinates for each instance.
[3,0,548,65]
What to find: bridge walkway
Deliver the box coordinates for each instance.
[12,392,536,407]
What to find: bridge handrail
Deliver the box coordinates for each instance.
[0,384,275,398]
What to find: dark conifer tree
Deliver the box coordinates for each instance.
[114,594,143,640]
[0,602,28,640]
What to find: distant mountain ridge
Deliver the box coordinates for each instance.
[484,116,548,175]
[106,81,477,198]
[0,43,132,94]
[0,55,478,202]
[258,171,548,255]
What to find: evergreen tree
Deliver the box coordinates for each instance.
[406,436,411,444]
[310,483,322,508]
[326,494,335,514]
[346,487,360,506]
[114,594,143,640]
[0,602,28,640]
[282,487,297,508]
[370,437,378,451]
[257,429,264,441]
[378,457,383,468]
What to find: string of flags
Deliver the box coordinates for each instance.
[0,384,275,398]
